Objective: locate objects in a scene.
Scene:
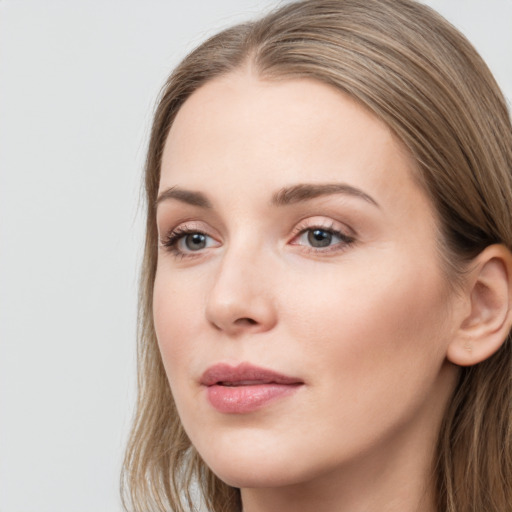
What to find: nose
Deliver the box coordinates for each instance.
[205,247,278,336]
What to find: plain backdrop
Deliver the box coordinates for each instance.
[0,1,511,511]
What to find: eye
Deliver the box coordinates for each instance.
[160,226,220,257]
[290,221,355,253]
[295,228,346,248]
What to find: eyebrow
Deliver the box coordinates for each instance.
[271,183,379,208]
[156,187,212,209]
[155,183,379,209]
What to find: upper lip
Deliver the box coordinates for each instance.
[200,362,303,387]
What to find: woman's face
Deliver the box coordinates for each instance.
[153,71,461,490]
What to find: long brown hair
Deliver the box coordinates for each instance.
[122,1,512,510]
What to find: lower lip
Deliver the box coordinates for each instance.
[206,383,301,413]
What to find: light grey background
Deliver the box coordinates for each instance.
[0,1,510,511]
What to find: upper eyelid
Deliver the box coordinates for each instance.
[159,220,217,237]
[290,216,355,237]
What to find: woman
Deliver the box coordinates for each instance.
[122,1,512,511]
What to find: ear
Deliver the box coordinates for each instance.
[447,244,512,367]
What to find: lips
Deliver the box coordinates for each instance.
[200,363,303,413]
[201,362,303,386]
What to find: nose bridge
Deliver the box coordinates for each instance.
[205,235,276,334]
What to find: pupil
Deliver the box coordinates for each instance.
[308,229,332,247]
[185,233,206,250]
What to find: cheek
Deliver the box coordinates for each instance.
[281,256,453,399]
[152,268,205,379]
[264,260,454,468]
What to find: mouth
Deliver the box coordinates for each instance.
[217,380,277,387]
[200,362,303,387]
[200,363,304,414]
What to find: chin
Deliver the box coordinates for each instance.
[199,446,286,487]
[207,459,307,489]
[195,436,326,490]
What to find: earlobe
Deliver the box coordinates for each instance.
[447,244,512,367]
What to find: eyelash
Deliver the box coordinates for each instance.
[159,221,355,259]
[159,225,212,259]
[290,221,355,254]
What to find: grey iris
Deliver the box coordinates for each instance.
[308,229,332,248]
[186,233,207,250]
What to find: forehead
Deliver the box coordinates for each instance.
[160,70,423,212]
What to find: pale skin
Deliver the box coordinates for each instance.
[153,69,512,512]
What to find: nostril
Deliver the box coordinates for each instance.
[235,317,258,326]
